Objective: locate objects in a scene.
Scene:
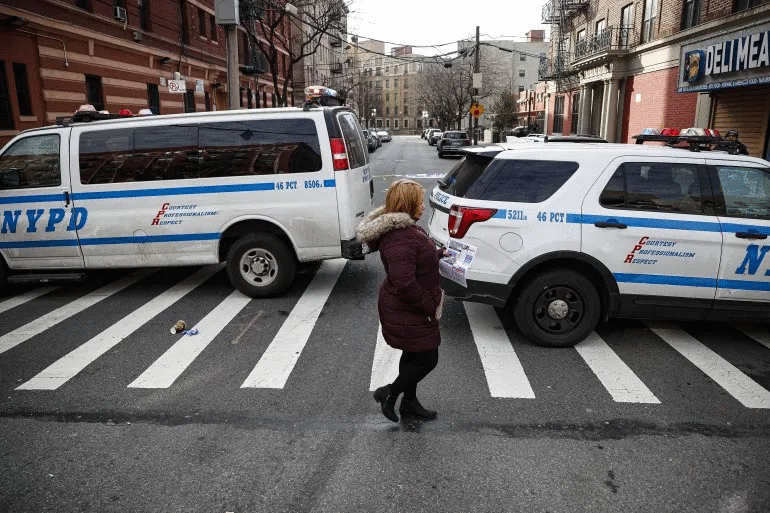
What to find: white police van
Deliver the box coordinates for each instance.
[0,88,373,297]
[429,132,770,347]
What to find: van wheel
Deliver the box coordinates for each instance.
[226,234,296,298]
[0,259,7,290]
[513,269,600,348]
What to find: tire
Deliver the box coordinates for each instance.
[513,269,601,348]
[438,151,444,158]
[226,233,296,298]
[0,258,7,290]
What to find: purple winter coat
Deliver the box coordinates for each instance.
[356,207,443,352]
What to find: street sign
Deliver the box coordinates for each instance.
[469,102,485,118]
[167,79,186,93]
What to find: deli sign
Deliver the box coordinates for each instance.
[678,23,770,92]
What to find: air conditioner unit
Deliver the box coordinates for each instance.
[113,6,127,22]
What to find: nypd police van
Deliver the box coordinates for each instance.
[0,91,373,297]
[429,134,770,347]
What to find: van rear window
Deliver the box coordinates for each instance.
[78,118,323,184]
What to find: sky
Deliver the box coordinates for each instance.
[346,0,550,56]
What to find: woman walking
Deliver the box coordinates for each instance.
[356,179,445,422]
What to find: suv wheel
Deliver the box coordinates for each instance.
[514,269,601,348]
[226,233,296,297]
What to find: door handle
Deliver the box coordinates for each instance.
[63,190,70,206]
[735,231,768,240]
[594,221,627,229]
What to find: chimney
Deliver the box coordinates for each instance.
[527,30,545,42]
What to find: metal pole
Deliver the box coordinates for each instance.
[473,25,479,145]
[226,24,240,109]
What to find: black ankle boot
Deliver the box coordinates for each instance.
[399,398,437,420]
[373,385,399,422]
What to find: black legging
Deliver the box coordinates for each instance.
[389,349,439,400]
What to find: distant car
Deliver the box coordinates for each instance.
[372,130,382,147]
[429,130,443,146]
[376,129,391,142]
[437,130,471,157]
[362,129,378,152]
[426,129,439,144]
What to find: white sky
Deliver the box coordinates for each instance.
[346,0,550,56]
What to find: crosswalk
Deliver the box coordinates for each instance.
[1,261,770,410]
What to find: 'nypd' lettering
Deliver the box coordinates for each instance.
[735,244,770,276]
[1,207,88,234]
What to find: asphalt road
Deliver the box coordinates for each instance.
[1,136,769,513]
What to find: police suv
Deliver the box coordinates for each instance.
[429,131,770,347]
[0,87,373,297]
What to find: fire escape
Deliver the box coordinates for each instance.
[539,0,589,92]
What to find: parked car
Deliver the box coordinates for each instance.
[428,133,770,347]
[437,130,471,157]
[362,129,378,152]
[372,130,382,147]
[426,129,439,144]
[376,129,391,142]
[429,130,443,146]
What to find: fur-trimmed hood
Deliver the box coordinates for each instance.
[356,206,415,245]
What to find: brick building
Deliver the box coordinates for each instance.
[539,0,770,158]
[0,0,293,147]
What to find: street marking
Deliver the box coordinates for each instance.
[464,302,535,398]
[575,332,660,403]
[733,323,770,351]
[0,286,58,315]
[17,266,222,390]
[648,321,770,409]
[128,288,252,388]
[0,271,153,355]
[241,259,347,388]
[369,324,401,391]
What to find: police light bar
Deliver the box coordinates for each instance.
[633,127,721,151]
[304,85,338,99]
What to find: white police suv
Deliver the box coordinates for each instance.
[0,87,373,297]
[428,135,770,347]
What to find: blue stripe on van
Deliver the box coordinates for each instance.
[72,182,277,200]
[324,179,335,188]
[614,273,717,288]
[0,193,67,205]
[0,232,220,249]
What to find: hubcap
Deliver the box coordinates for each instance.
[239,248,277,287]
[531,285,586,335]
[547,299,569,320]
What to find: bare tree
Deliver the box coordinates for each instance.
[416,59,475,131]
[239,0,349,106]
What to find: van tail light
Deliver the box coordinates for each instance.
[448,205,498,239]
[330,138,349,171]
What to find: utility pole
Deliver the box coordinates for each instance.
[473,25,480,145]
[226,24,240,109]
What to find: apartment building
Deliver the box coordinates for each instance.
[0,0,292,147]
[540,0,770,158]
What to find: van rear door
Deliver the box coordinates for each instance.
[332,110,373,252]
[0,130,85,269]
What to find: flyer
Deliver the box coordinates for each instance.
[439,239,477,287]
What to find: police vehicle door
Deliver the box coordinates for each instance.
[0,130,85,268]
[334,112,372,244]
[708,160,770,302]
[582,157,721,315]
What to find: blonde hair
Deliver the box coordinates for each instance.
[384,179,424,219]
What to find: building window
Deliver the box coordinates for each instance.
[518,85,525,94]
[12,63,32,116]
[595,19,606,35]
[519,68,525,77]
[520,53,526,61]
[184,90,196,112]
[147,83,160,114]
[642,0,658,43]
[571,93,580,134]
[620,4,633,47]
[139,0,151,31]
[180,0,190,45]
[386,119,390,128]
[247,87,253,109]
[394,119,399,128]
[385,93,389,101]
[85,75,104,111]
[734,0,762,11]
[205,91,211,111]
[394,79,398,87]
[198,8,207,37]
[577,29,586,43]
[386,106,389,116]
[404,119,408,128]
[553,95,565,133]
[682,0,701,28]
[404,105,408,115]
[0,61,13,130]
[210,15,217,42]
[76,0,93,11]
[404,78,408,89]
[385,79,389,88]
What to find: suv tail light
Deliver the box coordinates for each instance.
[330,138,349,171]
[448,205,498,239]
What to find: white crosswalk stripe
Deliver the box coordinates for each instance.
[17,265,222,390]
[0,270,153,355]
[241,259,347,389]
[463,302,535,399]
[369,324,401,391]
[0,286,58,315]
[733,323,770,351]
[575,332,660,403]
[647,321,770,409]
[128,288,252,389]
